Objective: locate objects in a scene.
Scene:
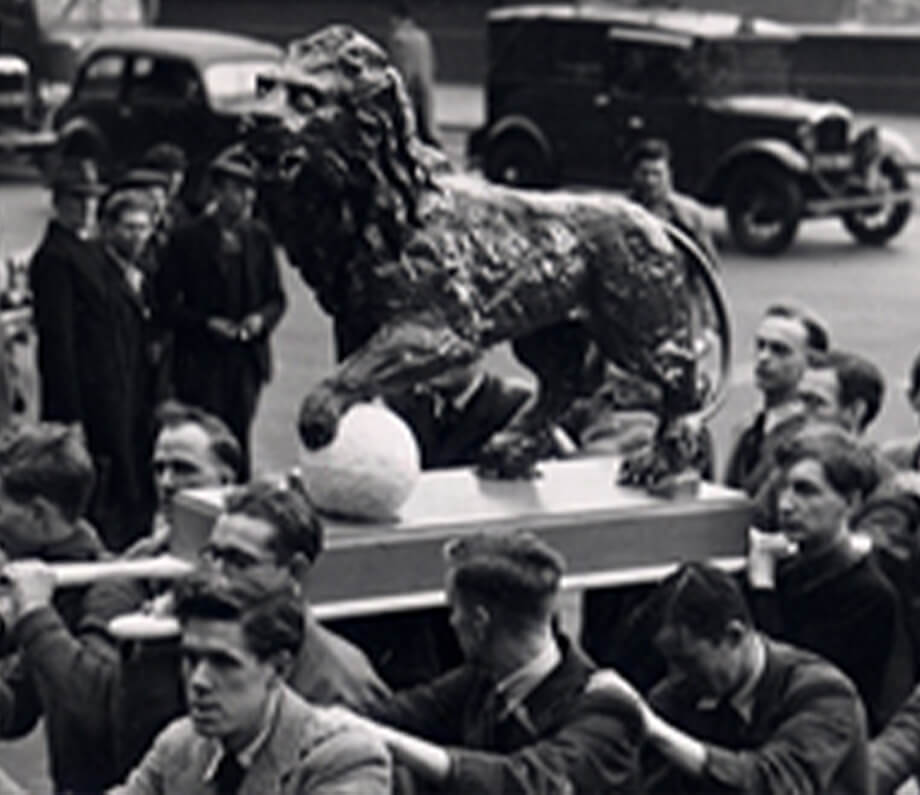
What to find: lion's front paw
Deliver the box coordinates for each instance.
[477,430,547,480]
[298,391,342,450]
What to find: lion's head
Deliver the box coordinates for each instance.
[244,25,446,324]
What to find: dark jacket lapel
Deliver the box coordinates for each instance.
[517,636,595,739]
[102,248,149,318]
[241,221,262,306]
[49,222,108,300]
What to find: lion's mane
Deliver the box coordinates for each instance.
[264,26,448,328]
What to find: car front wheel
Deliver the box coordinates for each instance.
[484,135,553,188]
[725,165,802,255]
[841,157,912,245]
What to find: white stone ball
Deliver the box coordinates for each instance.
[298,402,421,521]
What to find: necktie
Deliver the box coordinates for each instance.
[467,685,508,749]
[739,412,766,479]
[215,751,246,795]
[709,699,748,747]
[439,399,462,430]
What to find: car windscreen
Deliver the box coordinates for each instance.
[695,40,793,96]
[203,60,280,108]
[36,0,144,28]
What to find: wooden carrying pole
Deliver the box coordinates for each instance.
[48,555,194,588]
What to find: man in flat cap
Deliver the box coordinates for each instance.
[159,150,286,477]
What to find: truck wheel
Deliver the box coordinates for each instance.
[725,165,802,255]
[841,157,912,245]
[484,135,553,188]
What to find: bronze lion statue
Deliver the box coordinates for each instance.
[244,25,731,491]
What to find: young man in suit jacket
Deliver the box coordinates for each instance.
[627,138,717,265]
[335,531,644,794]
[0,424,112,793]
[0,470,391,789]
[113,571,391,795]
[593,563,872,794]
[724,303,829,496]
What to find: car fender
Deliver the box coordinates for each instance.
[55,117,107,155]
[483,115,553,163]
[702,139,808,202]
[876,126,916,166]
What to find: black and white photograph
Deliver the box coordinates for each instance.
[0,0,917,791]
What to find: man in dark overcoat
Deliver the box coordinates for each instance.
[160,150,286,476]
[30,162,157,549]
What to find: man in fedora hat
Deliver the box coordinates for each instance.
[30,162,161,549]
[30,159,106,428]
[139,142,192,238]
[159,149,286,476]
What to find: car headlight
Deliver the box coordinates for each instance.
[38,81,70,109]
[797,123,816,156]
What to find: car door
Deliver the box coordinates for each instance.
[123,54,209,166]
[58,50,130,155]
[604,30,702,192]
[542,21,611,184]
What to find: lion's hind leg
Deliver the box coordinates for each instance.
[581,222,703,496]
[477,322,594,478]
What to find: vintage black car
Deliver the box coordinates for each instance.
[51,28,282,182]
[0,52,59,168]
[467,4,915,254]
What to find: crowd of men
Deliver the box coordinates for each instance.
[29,146,285,552]
[0,86,919,793]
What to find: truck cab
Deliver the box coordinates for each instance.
[469,4,914,254]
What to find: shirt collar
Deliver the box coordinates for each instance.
[203,686,281,782]
[105,244,145,290]
[762,399,804,434]
[779,527,868,592]
[392,17,418,34]
[105,243,137,271]
[728,635,767,723]
[493,635,561,722]
[695,634,767,724]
